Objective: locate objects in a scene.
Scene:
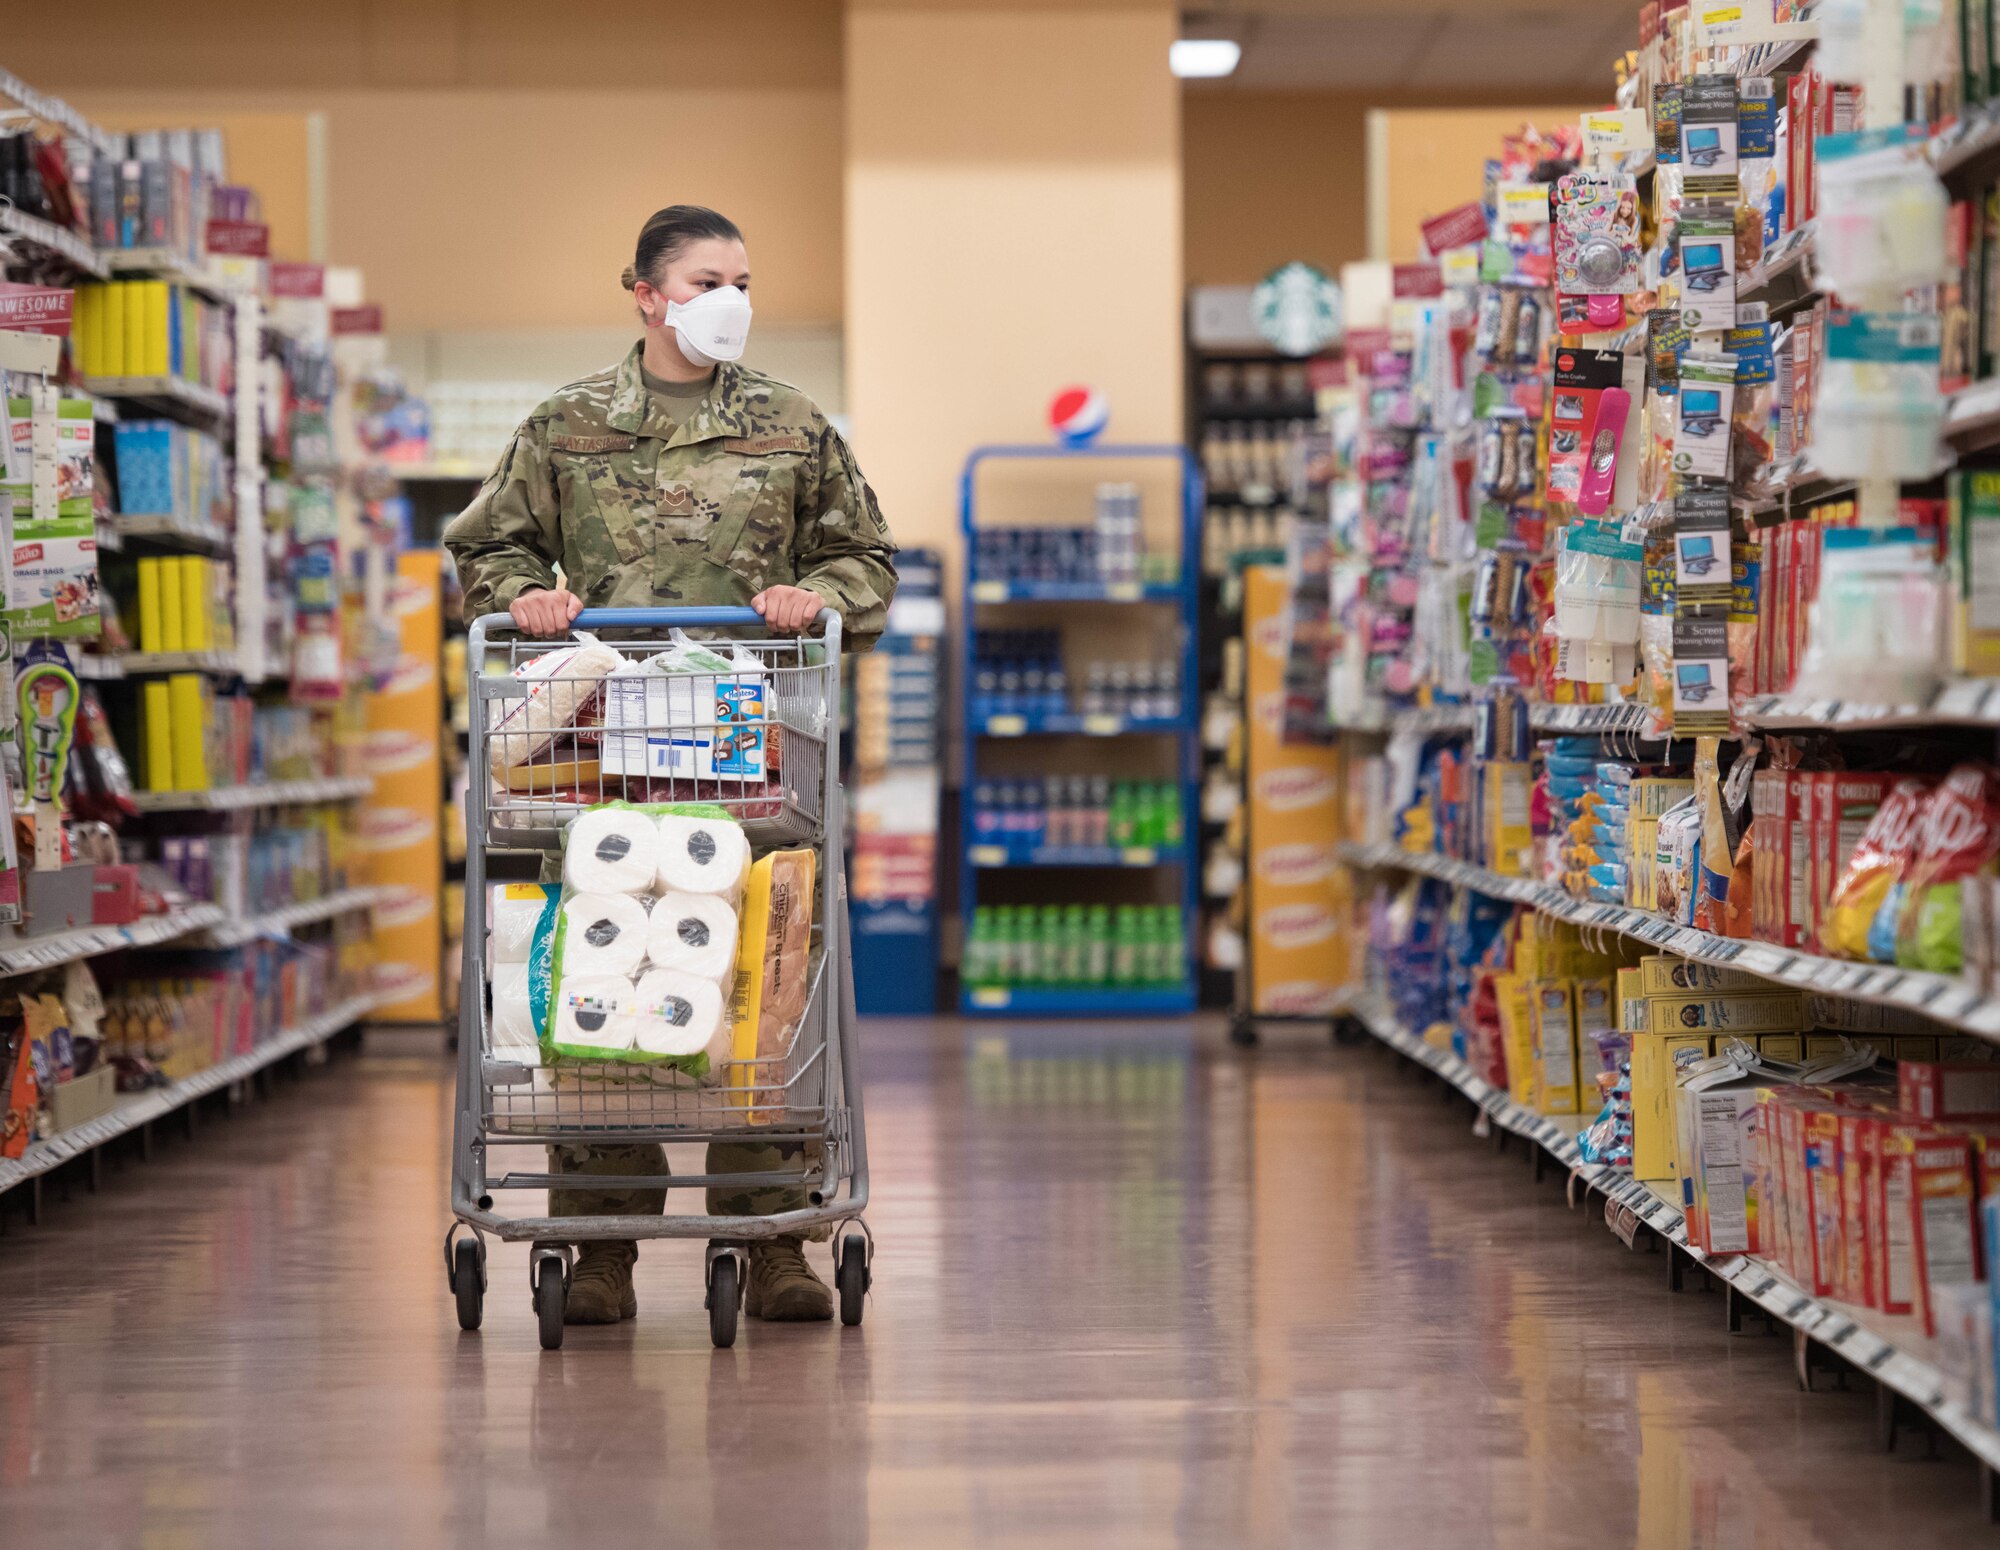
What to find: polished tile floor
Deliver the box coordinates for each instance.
[0,1017,1992,1548]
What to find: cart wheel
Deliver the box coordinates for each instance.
[453,1239,484,1332]
[1228,1014,1258,1048]
[708,1255,740,1349]
[837,1232,869,1327]
[534,1258,566,1351]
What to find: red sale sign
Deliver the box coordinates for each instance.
[205,219,270,257]
[0,284,73,336]
[332,305,384,335]
[269,262,325,298]
[1420,201,1490,256]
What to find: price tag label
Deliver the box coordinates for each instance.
[1105,581,1141,602]
[1121,847,1156,866]
[968,846,1006,867]
[1082,714,1123,736]
[969,988,1010,1009]
[985,715,1026,737]
[970,580,1007,603]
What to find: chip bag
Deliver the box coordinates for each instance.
[1823,776,1933,962]
[1893,764,2000,973]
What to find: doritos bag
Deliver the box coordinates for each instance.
[1894,764,2000,973]
[1824,776,1934,962]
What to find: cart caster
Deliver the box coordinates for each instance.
[1228,1014,1258,1048]
[1331,1015,1367,1047]
[452,1238,486,1332]
[836,1231,870,1327]
[707,1252,741,1349]
[532,1250,569,1351]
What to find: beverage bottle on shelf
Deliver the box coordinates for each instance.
[987,907,1010,985]
[1038,905,1064,986]
[1108,661,1132,719]
[971,782,998,847]
[1159,782,1184,850]
[1157,661,1180,721]
[1162,905,1185,986]
[1022,654,1045,714]
[998,906,1023,986]
[1086,904,1112,984]
[998,655,1022,715]
[1112,906,1140,986]
[1045,655,1069,715]
[1062,903,1089,985]
[1141,783,1168,847]
[1082,661,1109,718]
[1040,776,1066,851]
[964,908,992,985]
[1086,776,1112,848]
[1109,783,1136,848]
[1131,662,1157,721]
[1023,779,1047,855]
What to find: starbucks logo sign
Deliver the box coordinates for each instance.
[1253,262,1342,357]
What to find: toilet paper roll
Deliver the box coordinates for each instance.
[490,883,557,967]
[631,967,729,1063]
[558,892,650,979]
[644,891,740,984]
[489,961,541,1059]
[565,807,664,895]
[551,975,639,1055]
[656,812,751,898]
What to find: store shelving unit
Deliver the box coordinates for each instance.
[0,985,398,1210]
[189,885,396,948]
[958,443,1201,1016]
[1339,840,2000,1043]
[1344,988,2000,1491]
[0,903,226,977]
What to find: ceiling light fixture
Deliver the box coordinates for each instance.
[1170,37,1241,78]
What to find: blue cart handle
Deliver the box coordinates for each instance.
[468,605,842,646]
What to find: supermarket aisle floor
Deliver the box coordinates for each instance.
[0,1019,1991,1550]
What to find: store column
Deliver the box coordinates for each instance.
[843,0,1184,564]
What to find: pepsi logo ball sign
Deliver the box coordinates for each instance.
[1048,385,1109,447]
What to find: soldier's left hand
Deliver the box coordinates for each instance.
[752,585,823,633]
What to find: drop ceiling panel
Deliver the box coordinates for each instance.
[1402,16,1615,93]
[1227,13,1435,89]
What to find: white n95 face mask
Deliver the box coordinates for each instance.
[663,286,752,368]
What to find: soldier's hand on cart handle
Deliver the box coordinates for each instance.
[752,585,822,633]
[510,587,583,636]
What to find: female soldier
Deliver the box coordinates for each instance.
[444,205,897,1325]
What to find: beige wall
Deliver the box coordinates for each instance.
[31,3,847,335]
[1371,104,1597,261]
[845,3,1182,559]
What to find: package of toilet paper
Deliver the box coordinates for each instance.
[539,800,754,1078]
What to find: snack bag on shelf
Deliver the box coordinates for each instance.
[1893,764,2000,973]
[1823,777,1935,962]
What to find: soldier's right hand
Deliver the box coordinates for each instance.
[509,587,583,637]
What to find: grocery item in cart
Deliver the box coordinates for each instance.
[487,634,622,779]
[631,966,730,1062]
[564,806,664,894]
[656,810,751,898]
[644,891,739,983]
[729,847,816,1118]
[600,631,768,783]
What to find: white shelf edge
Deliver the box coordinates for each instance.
[1345,989,2000,1476]
[0,204,107,279]
[0,987,393,1197]
[130,776,373,812]
[0,902,226,977]
[188,886,395,947]
[1337,842,2000,1045]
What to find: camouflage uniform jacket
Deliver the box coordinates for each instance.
[443,342,897,651]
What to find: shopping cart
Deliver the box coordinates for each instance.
[445,605,872,1351]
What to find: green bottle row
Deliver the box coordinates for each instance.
[963,904,1185,989]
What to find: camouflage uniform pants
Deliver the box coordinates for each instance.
[548,1140,827,1240]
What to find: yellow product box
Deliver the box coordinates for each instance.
[1617,967,1646,1035]
[1626,818,1658,911]
[1630,777,1698,819]
[178,557,209,651]
[1638,955,1773,996]
[139,281,170,377]
[1574,977,1618,1097]
[158,556,185,653]
[1495,973,1537,1107]
[1647,991,1804,1036]
[1484,761,1533,876]
[1755,1033,1804,1062]
[167,673,208,790]
[136,557,165,654]
[1531,979,1579,1115]
[1632,1030,1714,1180]
[141,679,173,792]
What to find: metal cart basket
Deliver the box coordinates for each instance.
[446,605,871,1350]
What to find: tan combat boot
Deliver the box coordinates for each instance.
[745,1236,833,1321]
[565,1240,639,1323]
